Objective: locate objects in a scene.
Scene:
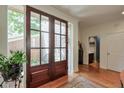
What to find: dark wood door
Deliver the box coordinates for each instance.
[53,19,68,79]
[26,6,68,88]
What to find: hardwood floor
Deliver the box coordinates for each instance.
[39,64,121,88]
[39,76,68,88]
[79,64,121,88]
[39,74,79,88]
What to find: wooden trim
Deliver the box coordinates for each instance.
[66,22,68,74]
[27,6,67,23]
[49,16,55,80]
[60,22,62,61]
[26,5,31,88]
[39,14,42,65]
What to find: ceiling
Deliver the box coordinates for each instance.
[53,5,124,27]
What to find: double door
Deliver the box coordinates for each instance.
[26,6,68,87]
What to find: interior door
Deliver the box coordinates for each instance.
[26,6,68,88]
[107,33,124,72]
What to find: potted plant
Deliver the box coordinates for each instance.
[0,51,26,82]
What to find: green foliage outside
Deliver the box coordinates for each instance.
[8,9,39,38]
[8,10,24,37]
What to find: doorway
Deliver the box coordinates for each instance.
[107,33,124,72]
[78,41,83,65]
[26,6,68,87]
[88,36,100,70]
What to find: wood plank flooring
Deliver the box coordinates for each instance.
[39,64,121,88]
[79,64,121,88]
[39,75,68,88]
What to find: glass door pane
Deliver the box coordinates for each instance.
[55,34,60,47]
[55,49,60,62]
[41,15,49,32]
[31,30,40,48]
[61,48,66,61]
[31,49,40,66]
[55,20,60,34]
[61,35,66,47]
[61,22,66,35]
[30,12,40,30]
[41,49,49,64]
[41,32,49,47]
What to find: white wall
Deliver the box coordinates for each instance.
[0,5,8,87]
[78,23,82,42]
[79,18,124,69]
[30,5,79,72]
[0,6,8,56]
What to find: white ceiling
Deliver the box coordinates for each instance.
[53,5,124,27]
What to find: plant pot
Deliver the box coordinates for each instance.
[1,64,23,81]
[9,64,22,80]
[2,73,10,81]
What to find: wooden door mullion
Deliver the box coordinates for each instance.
[66,22,68,73]
[49,17,55,80]
[60,22,62,61]
[39,14,41,65]
[26,6,31,88]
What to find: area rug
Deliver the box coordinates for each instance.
[60,75,103,88]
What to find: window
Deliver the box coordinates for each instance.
[8,9,24,54]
